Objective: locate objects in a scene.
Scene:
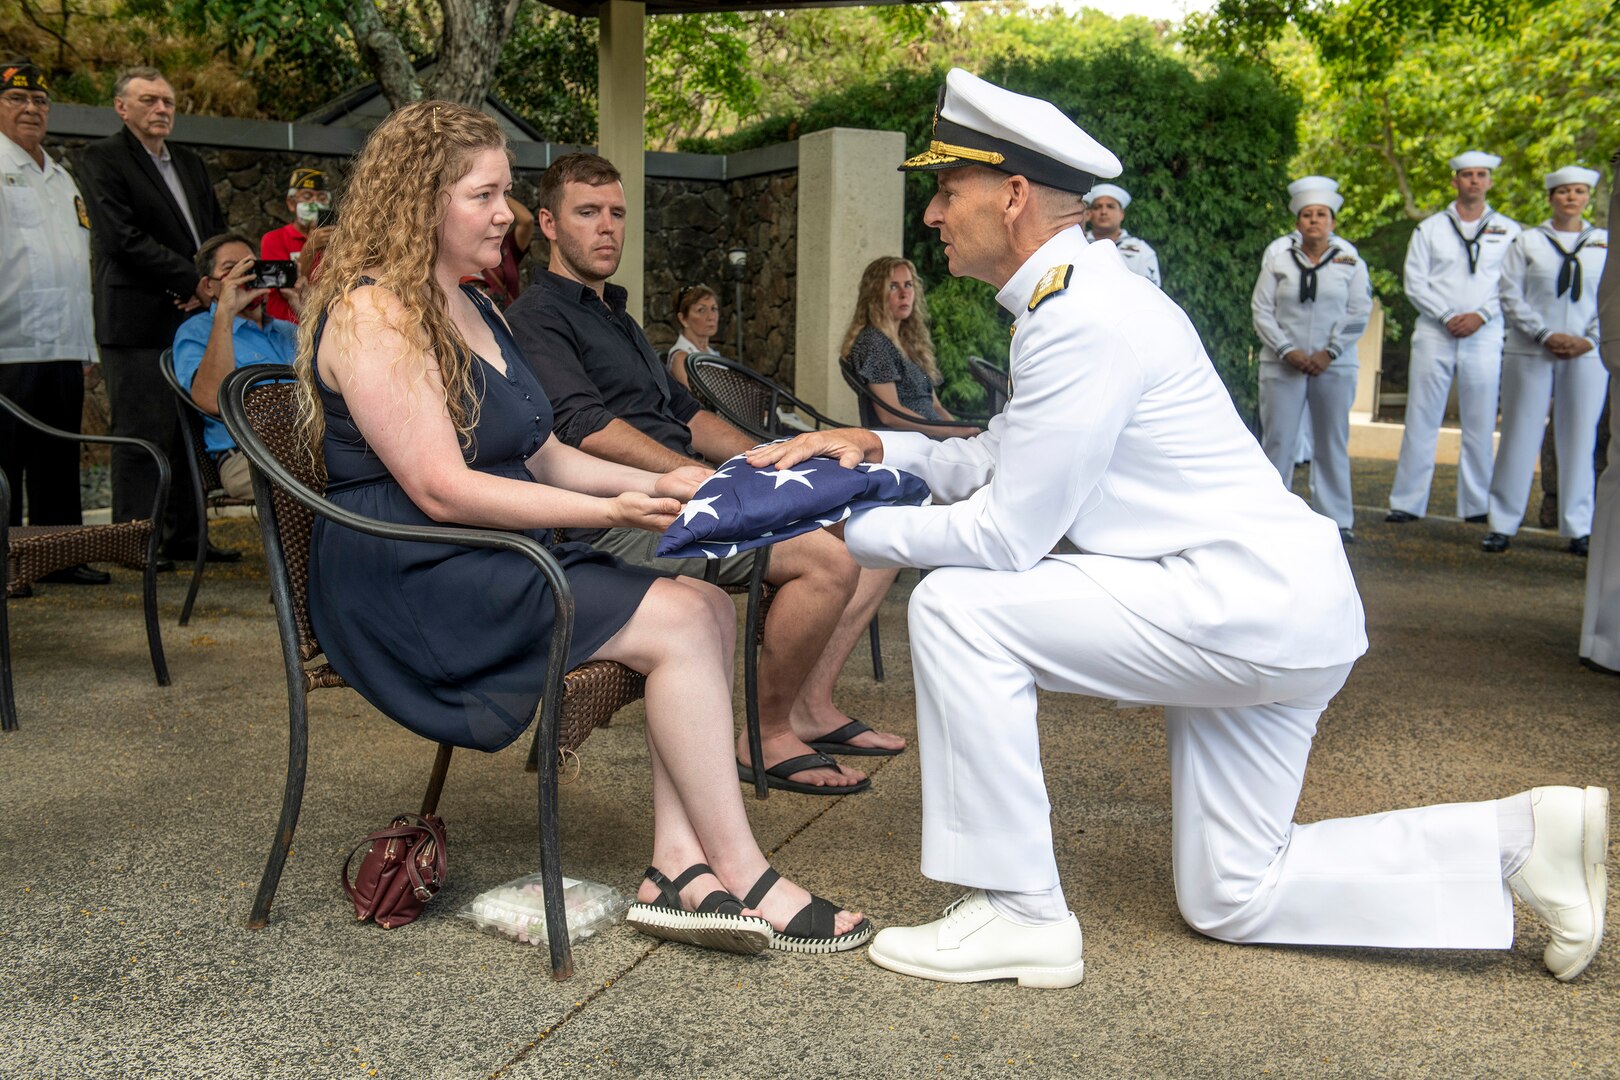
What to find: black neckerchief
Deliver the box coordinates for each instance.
[1445,209,1495,274]
[1289,242,1339,303]
[1541,225,1594,302]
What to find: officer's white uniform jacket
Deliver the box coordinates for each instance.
[1403,202,1521,347]
[0,135,96,364]
[1112,228,1161,287]
[845,226,1366,671]
[1498,220,1606,357]
[1251,232,1372,365]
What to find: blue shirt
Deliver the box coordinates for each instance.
[172,306,298,453]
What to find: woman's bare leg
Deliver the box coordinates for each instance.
[592,577,863,936]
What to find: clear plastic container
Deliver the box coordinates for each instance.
[457,873,630,946]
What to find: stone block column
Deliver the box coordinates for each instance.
[793,127,906,419]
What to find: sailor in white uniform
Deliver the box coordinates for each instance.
[1084,182,1161,286]
[1582,148,1620,675]
[1388,152,1522,524]
[1483,166,1608,554]
[750,70,1608,989]
[1252,176,1372,538]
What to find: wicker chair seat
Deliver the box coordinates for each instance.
[7,520,154,597]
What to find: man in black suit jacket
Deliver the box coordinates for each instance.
[78,66,229,559]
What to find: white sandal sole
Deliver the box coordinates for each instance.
[769,918,875,955]
[626,903,773,955]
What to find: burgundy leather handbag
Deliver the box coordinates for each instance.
[341,813,447,929]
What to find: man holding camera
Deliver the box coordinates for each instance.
[259,166,333,324]
[79,66,228,561]
[171,233,297,499]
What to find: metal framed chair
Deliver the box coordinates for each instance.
[839,356,988,435]
[1,393,170,732]
[684,353,886,683]
[218,364,646,980]
[967,355,1011,416]
[158,348,257,625]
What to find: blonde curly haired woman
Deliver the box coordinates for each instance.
[842,256,979,438]
[295,100,871,956]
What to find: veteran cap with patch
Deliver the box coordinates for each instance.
[1,63,49,95]
[1544,165,1600,191]
[1448,150,1501,172]
[288,167,326,192]
[900,68,1121,196]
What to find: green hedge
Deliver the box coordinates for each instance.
[691,46,1299,425]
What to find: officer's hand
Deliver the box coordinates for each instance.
[217,258,270,320]
[1446,313,1485,337]
[746,428,882,471]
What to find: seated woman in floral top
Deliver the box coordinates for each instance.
[842,257,979,438]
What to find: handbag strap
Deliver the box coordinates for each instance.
[340,813,448,905]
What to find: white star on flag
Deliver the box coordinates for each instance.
[680,494,722,525]
[766,465,816,489]
[815,505,854,527]
[859,462,903,482]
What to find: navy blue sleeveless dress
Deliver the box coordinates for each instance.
[307,284,665,751]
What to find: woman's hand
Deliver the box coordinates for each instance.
[609,492,683,533]
[654,464,710,501]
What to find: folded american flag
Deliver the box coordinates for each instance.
[656,449,931,559]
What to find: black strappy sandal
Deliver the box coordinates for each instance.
[741,867,874,955]
[625,864,773,955]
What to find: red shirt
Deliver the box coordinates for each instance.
[260,222,313,323]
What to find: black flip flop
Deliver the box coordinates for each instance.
[741,867,874,955]
[625,864,773,954]
[808,720,905,758]
[735,752,872,796]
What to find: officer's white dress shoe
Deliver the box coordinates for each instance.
[866,890,1084,988]
[1507,786,1609,980]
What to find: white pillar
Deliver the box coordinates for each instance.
[793,127,907,419]
[598,0,646,322]
[1351,299,1384,420]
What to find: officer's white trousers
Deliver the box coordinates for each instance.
[907,560,1514,948]
[1487,351,1610,537]
[1390,322,1505,518]
[1582,375,1620,670]
[1259,361,1358,529]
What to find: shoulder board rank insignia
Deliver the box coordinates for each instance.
[1332,254,1357,265]
[1028,264,1073,313]
[74,194,90,230]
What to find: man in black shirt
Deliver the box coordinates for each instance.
[508,154,903,795]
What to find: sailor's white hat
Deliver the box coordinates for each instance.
[1288,175,1343,215]
[1544,165,1600,191]
[1083,183,1131,208]
[1448,151,1501,172]
[900,68,1121,196]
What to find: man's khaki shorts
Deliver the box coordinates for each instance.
[214,448,255,500]
[590,526,759,587]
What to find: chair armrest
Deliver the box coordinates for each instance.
[0,392,171,526]
[216,365,577,702]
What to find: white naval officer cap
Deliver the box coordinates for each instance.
[1083,183,1131,208]
[1544,165,1601,190]
[899,68,1122,196]
[1448,150,1501,172]
[1287,175,1343,215]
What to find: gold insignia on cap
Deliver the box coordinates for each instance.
[1027,264,1073,312]
[901,141,1007,170]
